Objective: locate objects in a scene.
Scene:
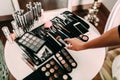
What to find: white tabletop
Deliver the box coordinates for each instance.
[4,11,105,80]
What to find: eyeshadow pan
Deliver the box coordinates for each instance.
[26,43,31,47]
[22,41,27,45]
[45,71,50,76]
[29,45,35,49]
[41,67,46,71]
[69,59,73,63]
[36,38,40,42]
[50,60,55,65]
[61,60,66,64]
[71,63,77,67]
[25,38,30,41]
[54,65,59,70]
[54,73,59,78]
[18,39,23,43]
[66,66,72,72]
[24,33,29,37]
[58,56,63,61]
[56,53,60,57]
[22,35,26,39]
[63,74,68,80]
[50,68,55,73]
[46,63,51,68]
[64,63,69,68]
[28,35,33,38]
[32,37,37,40]
[66,56,70,59]
[49,76,54,80]
[29,40,33,43]
[33,42,37,45]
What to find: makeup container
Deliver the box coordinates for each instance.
[37,2,42,17]
[24,58,72,80]
[11,21,21,37]
[19,45,41,66]
[55,48,77,73]
[1,26,13,43]
[55,51,72,73]
[16,32,45,53]
[40,58,72,80]
[61,48,77,68]
[62,11,90,29]
[74,22,89,42]
[45,32,63,53]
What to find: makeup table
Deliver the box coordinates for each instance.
[4,11,105,80]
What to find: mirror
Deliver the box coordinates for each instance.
[12,0,72,12]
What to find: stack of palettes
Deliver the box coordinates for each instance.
[11,2,43,38]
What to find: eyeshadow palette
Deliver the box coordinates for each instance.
[55,48,77,73]
[61,48,77,68]
[16,32,46,53]
[24,58,72,80]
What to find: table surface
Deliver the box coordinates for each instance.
[4,10,105,80]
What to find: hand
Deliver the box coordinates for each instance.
[64,38,86,51]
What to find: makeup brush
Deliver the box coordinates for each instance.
[55,36,68,47]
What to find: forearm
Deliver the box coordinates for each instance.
[83,27,120,49]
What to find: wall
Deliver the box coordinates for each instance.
[71,0,102,6]
[102,0,117,11]
[0,0,14,16]
[0,0,118,16]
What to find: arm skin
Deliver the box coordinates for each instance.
[64,26,120,51]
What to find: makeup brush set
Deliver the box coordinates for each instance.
[14,11,90,80]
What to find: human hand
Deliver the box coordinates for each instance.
[64,38,86,51]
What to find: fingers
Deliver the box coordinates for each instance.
[64,38,71,43]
